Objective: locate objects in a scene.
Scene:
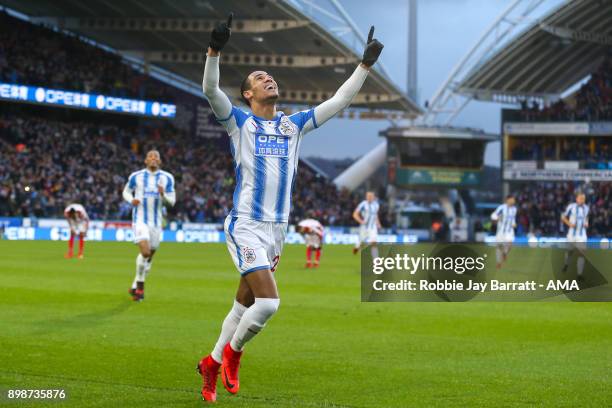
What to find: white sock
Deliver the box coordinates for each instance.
[135,254,146,284]
[370,245,379,259]
[211,300,248,363]
[496,246,503,264]
[144,258,152,276]
[230,298,279,352]
[577,256,585,276]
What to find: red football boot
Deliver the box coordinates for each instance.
[132,288,144,302]
[197,355,221,402]
[221,343,242,394]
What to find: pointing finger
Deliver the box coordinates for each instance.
[227,12,233,28]
[367,26,374,43]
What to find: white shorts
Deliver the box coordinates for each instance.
[495,232,515,244]
[224,215,287,276]
[566,234,587,251]
[359,226,378,244]
[133,223,162,250]
[304,233,322,249]
[68,220,87,234]
[566,234,587,243]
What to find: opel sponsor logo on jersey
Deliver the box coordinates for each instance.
[255,133,289,158]
[278,116,298,136]
[243,247,257,264]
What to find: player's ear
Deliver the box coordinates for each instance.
[243,89,253,105]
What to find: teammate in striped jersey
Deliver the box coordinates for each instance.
[196,13,384,402]
[490,195,517,269]
[298,218,324,268]
[561,192,589,280]
[64,203,89,259]
[122,150,176,301]
[352,191,381,259]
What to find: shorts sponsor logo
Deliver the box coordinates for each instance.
[243,247,256,264]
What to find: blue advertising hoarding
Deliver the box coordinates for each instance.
[0,82,176,118]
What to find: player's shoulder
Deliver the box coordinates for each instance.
[227,105,252,128]
[287,108,316,131]
[159,169,175,179]
[128,169,145,179]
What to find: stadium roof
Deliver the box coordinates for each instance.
[458,0,612,102]
[0,0,421,117]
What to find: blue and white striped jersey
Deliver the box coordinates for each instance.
[356,200,380,230]
[491,204,517,235]
[218,106,317,223]
[564,203,589,238]
[123,169,176,227]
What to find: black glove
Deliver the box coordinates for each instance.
[209,13,233,51]
[361,26,384,67]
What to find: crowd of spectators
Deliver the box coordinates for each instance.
[0,11,174,102]
[510,137,611,169]
[0,111,367,227]
[519,56,612,122]
[513,182,610,237]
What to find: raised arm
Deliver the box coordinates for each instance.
[202,13,233,120]
[312,26,384,128]
[313,65,369,127]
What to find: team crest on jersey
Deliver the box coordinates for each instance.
[278,116,298,136]
[243,247,256,264]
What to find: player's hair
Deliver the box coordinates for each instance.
[146,149,161,158]
[506,194,514,200]
[575,191,585,197]
[240,75,252,107]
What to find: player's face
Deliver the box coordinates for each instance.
[507,197,515,206]
[576,194,585,205]
[366,192,375,202]
[245,71,279,104]
[145,151,161,170]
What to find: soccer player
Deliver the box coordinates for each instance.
[352,191,381,259]
[196,13,383,402]
[561,192,589,281]
[298,218,324,268]
[122,150,176,302]
[63,203,89,259]
[490,195,517,269]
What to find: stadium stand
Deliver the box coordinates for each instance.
[510,137,611,169]
[0,11,173,101]
[517,57,612,122]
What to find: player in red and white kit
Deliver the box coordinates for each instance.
[64,203,89,259]
[298,219,324,268]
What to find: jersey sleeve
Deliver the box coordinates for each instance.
[563,204,573,218]
[288,108,318,136]
[162,173,176,207]
[491,205,504,221]
[355,201,366,214]
[217,106,250,135]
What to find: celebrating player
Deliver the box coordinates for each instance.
[298,218,324,268]
[196,13,383,402]
[561,192,589,281]
[352,191,381,259]
[490,195,517,269]
[63,203,89,259]
[122,150,176,302]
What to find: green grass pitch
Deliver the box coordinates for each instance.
[1,241,611,407]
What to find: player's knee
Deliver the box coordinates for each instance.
[141,249,152,258]
[255,297,280,320]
